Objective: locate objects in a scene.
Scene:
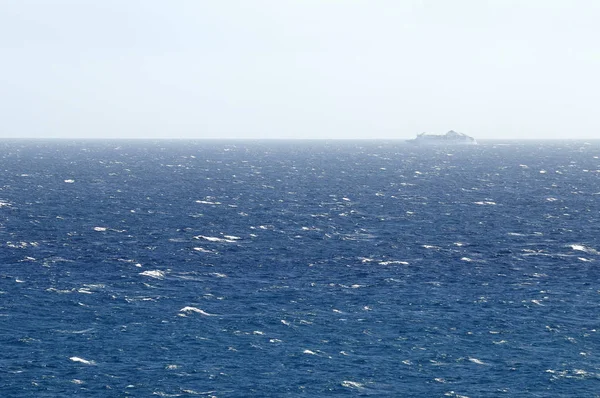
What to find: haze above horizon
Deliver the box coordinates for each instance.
[1,1,599,140]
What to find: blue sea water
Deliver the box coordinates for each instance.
[1,139,599,397]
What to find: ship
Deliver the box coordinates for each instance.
[407,130,477,146]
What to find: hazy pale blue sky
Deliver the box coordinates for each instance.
[1,0,599,139]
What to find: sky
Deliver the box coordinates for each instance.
[1,0,599,140]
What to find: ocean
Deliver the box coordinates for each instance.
[1,139,599,397]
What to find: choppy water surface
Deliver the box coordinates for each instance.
[1,140,599,397]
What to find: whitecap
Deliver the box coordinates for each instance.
[139,270,165,279]
[379,260,409,265]
[303,349,317,355]
[195,200,221,205]
[179,306,215,316]
[93,227,107,232]
[70,356,96,365]
[468,357,486,365]
[192,247,213,253]
[570,244,599,255]
[341,380,363,389]
[194,235,236,243]
[64,179,75,183]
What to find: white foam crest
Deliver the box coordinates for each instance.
[341,380,364,389]
[192,247,214,253]
[46,287,73,294]
[444,392,470,398]
[125,296,157,303]
[468,357,486,365]
[379,260,409,265]
[64,179,75,183]
[70,356,96,365]
[139,270,165,279]
[474,201,496,205]
[194,235,237,243]
[93,227,107,232]
[7,241,33,249]
[179,306,215,316]
[545,368,599,379]
[570,244,599,255]
[301,226,321,231]
[181,389,217,395]
[195,200,221,205]
[56,328,95,334]
[303,349,317,355]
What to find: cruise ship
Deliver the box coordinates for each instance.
[407,130,477,146]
